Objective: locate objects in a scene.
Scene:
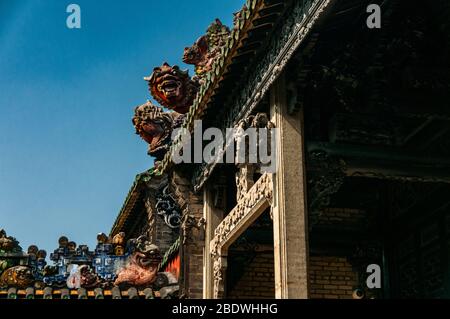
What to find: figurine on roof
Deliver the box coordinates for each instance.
[183,19,231,83]
[0,230,27,278]
[0,265,34,289]
[144,63,199,114]
[0,229,22,253]
[132,101,182,160]
[114,236,160,287]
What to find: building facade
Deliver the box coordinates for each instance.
[111,0,450,299]
[2,0,450,299]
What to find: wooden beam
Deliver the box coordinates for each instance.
[307,142,450,183]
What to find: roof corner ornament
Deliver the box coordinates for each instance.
[144,63,199,114]
[132,101,181,161]
[183,19,231,84]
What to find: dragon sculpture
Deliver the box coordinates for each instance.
[0,229,26,278]
[132,101,181,160]
[0,266,34,289]
[0,229,21,253]
[114,235,163,288]
[0,230,38,289]
[144,63,199,114]
[183,19,231,83]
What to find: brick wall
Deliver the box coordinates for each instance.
[171,171,205,299]
[309,256,359,299]
[154,216,178,256]
[227,251,275,299]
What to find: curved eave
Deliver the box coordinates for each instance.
[109,170,153,236]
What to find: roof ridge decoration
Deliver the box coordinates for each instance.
[0,229,22,256]
[183,19,231,84]
[158,237,180,272]
[132,101,183,161]
[144,63,200,115]
[0,231,179,295]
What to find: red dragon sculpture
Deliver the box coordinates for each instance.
[144,63,199,114]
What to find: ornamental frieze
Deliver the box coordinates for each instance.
[210,173,273,298]
[0,231,178,296]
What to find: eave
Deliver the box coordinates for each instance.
[109,169,153,237]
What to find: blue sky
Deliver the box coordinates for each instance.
[0,0,242,255]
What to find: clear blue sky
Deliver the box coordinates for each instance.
[0,0,242,256]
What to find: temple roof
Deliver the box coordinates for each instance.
[110,169,154,236]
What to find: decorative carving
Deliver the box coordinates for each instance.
[144,63,199,114]
[235,0,332,123]
[155,185,182,229]
[236,165,256,202]
[0,266,34,289]
[210,173,273,298]
[0,230,28,280]
[191,0,332,190]
[234,113,275,201]
[181,214,205,245]
[212,256,225,298]
[183,19,231,83]
[233,5,248,28]
[0,229,21,254]
[307,151,346,228]
[66,264,100,289]
[114,236,161,288]
[132,101,180,160]
[0,231,179,294]
[111,232,126,256]
[235,113,275,157]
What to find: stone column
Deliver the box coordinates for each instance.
[270,72,310,298]
[203,178,226,298]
